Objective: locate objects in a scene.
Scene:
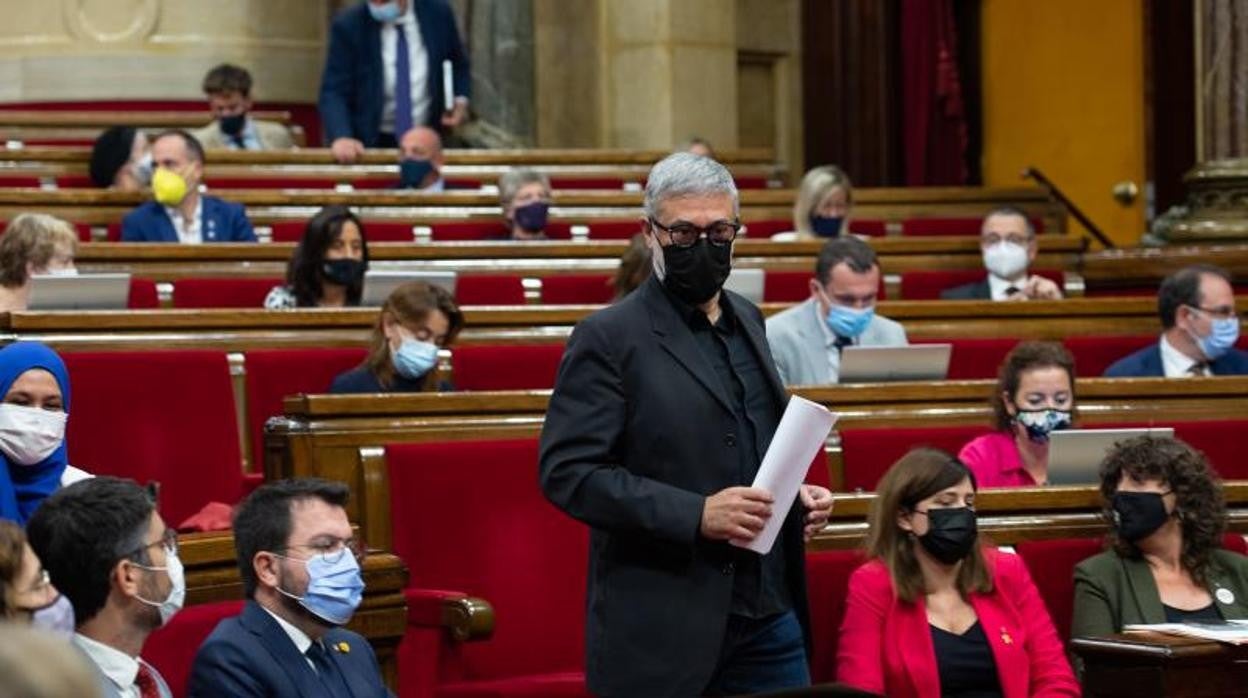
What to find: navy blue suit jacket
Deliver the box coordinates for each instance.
[319,0,471,145]
[120,196,256,243]
[188,600,389,698]
[1103,342,1248,377]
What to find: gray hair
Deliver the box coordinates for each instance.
[643,152,739,220]
[498,167,551,208]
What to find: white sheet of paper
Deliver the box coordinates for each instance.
[442,60,455,113]
[732,395,838,555]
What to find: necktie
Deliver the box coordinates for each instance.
[134,662,161,698]
[1004,286,1021,298]
[306,642,352,697]
[1187,362,1208,377]
[833,335,853,354]
[231,133,247,149]
[394,23,414,137]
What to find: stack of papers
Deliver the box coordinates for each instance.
[1123,620,1248,645]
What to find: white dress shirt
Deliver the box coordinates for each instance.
[814,300,852,380]
[379,4,430,136]
[74,633,143,698]
[1160,334,1210,377]
[988,273,1024,301]
[162,198,203,245]
[261,606,317,672]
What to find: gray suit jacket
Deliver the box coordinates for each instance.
[765,298,909,385]
[191,119,295,150]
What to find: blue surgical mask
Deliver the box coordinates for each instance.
[393,338,439,379]
[277,552,365,626]
[367,1,402,23]
[827,304,874,338]
[1192,314,1240,360]
[399,159,435,189]
[1014,408,1072,443]
[810,215,844,238]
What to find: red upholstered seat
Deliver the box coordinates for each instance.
[451,344,565,391]
[173,278,283,309]
[549,177,626,190]
[106,222,123,242]
[734,175,770,189]
[902,217,1045,236]
[242,348,368,467]
[763,272,887,303]
[911,337,1019,380]
[839,425,990,492]
[1062,335,1156,377]
[146,600,245,698]
[456,276,525,305]
[55,175,96,189]
[386,439,590,698]
[743,219,792,237]
[585,220,642,240]
[849,219,887,236]
[431,222,573,242]
[540,275,614,305]
[269,220,417,242]
[205,177,344,190]
[62,351,245,525]
[0,175,43,187]
[1165,421,1248,480]
[1013,539,1102,643]
[805,549,867,683]
[128,278,160,309]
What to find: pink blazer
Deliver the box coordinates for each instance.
[836,547,1080,698]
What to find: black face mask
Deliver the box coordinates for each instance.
[916,506,978,565]
[220,113,246,136]
[1112,491,1172,543]
[660,239,732,306]
[321,258,365,286]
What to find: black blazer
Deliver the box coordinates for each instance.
[539,276,810,697]
[939,278,991,300]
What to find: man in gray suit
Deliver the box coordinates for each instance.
[27,478,180,698]
[766,237,908,385]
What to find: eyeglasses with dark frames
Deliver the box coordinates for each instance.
[648,217,741,248]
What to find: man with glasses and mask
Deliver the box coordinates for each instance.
[941,207,1063,301]
[540,152,834,697]
[26,477,183,698]
[1105,264,1248,377]
[766,237,908,385]
[189,478,386,698]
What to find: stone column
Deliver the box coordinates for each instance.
[1196,0,1248,160]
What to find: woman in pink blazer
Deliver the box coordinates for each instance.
[837,448,1079,697]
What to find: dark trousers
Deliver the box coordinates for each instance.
[703,611,810,696]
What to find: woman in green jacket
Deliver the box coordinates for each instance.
[1072,435,1248,638]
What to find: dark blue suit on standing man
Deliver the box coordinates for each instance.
[188,600,389,697]
[318,0,471,147]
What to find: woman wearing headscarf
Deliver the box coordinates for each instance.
[0,342,89,524]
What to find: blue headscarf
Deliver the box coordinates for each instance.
[0,342,71,524]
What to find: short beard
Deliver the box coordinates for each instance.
[275,562,335,630]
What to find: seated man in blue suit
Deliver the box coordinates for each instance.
[189,478,388,697]
[1104,263,1248,377]
[319,0,471,164]
[120,130,256,244]
[766,236,909,385]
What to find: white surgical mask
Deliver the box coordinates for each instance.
[133,550,186,627]
[982,241,1029,280]
[0,403,66,466]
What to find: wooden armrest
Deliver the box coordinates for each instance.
[404,588,494,642]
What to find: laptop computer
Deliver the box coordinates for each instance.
[722,268,765,303]
[838,344,953,383]
[1047,427,1176,485]
[27,273,131,310]
[360,270,457,306]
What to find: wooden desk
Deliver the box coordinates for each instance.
[0,110,294,128]
[1072,632,1248,697]
[1081,243,1248,292]
[179,530,411,688]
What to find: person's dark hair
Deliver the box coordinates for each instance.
[152,129,206,164]
[1099,435,1226,586]
[89,126,138,188]
[990,341,1076,431]
[202,63,253,96]
[286,206,370,307]
[24,477,155,625]
[982,205,1035,237]
[363,282,463,389]
[1157,264,1232,330]
[866,448,991,603]
[814,236,878,284]
[612,234,652,300]
[232,478,350,599]
[0,520,28,618]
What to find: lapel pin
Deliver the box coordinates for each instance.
[335,641,350,654]
[1000,627,1013,645]
[1217,587,1235,605]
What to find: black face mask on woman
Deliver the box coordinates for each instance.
[916,506,979,565]
[660,239,732,306]
[1111,491,1172,543]
[322,258,365,286]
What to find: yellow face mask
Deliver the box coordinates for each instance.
[152,167,188,206]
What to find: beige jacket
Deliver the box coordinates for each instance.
[191,119,295,150]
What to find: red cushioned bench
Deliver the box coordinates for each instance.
[456,276,526,305]
[173,277,283,309]
[805,549,868,683]
[269,219,419,243]
[450,344,566,391]
[63,351,250,526]
[386,439,591,698]
[146,600,245,698]
[540,275,615,305]
[129,278,160,308]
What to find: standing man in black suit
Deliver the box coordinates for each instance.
[941,206,1064,301]
[539,152,835,697]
